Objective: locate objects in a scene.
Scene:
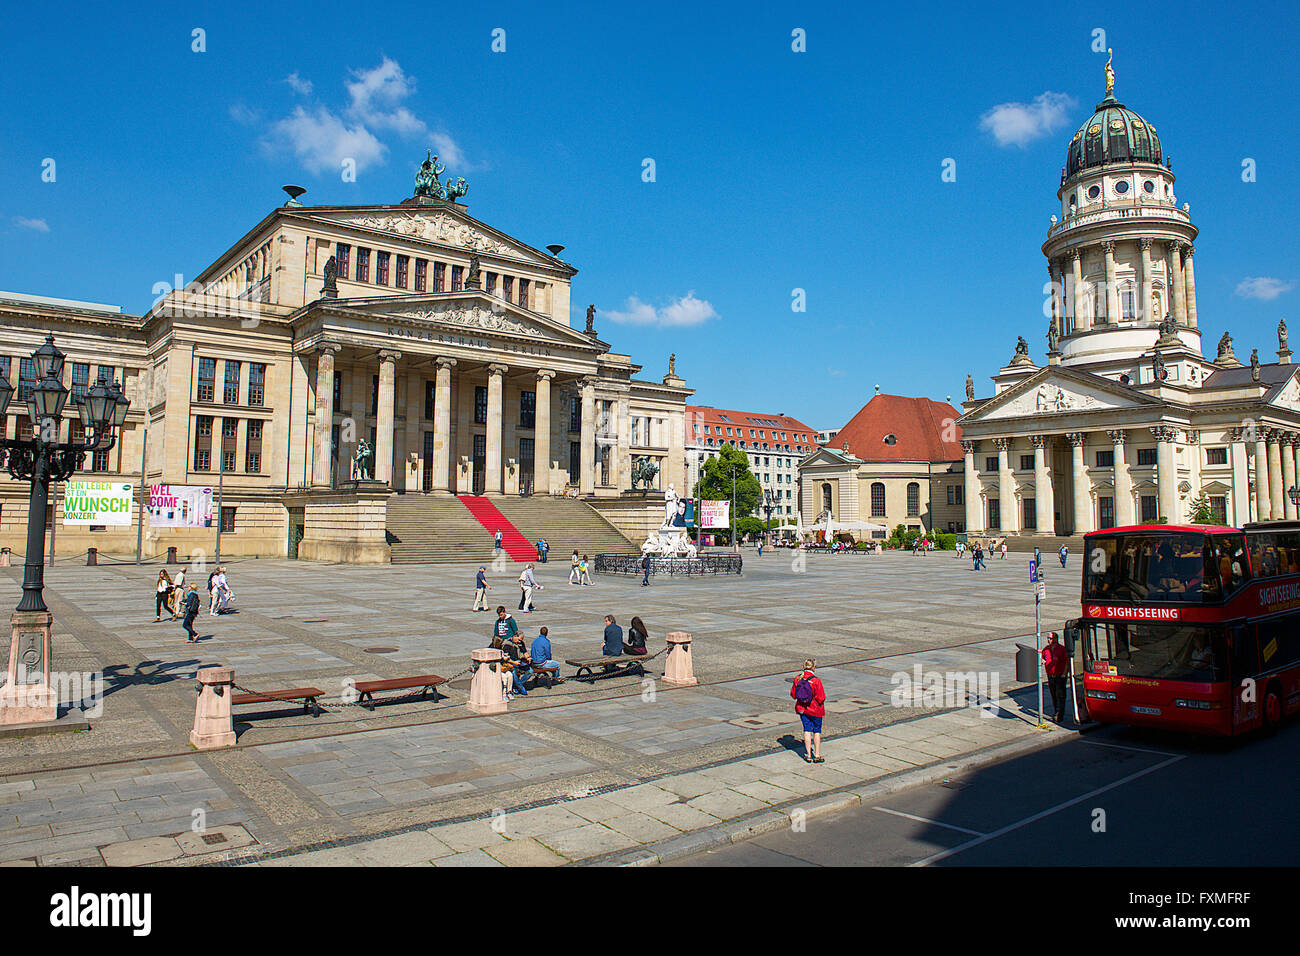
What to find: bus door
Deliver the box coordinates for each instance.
[1063,618,1089,724]
[1228,623,1260,731]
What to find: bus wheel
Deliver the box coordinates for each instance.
[1263,685,1284,733]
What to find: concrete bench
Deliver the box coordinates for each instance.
[231,687,325,718]
[353,674,447,710]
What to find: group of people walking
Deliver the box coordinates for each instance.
[153,565,235,643]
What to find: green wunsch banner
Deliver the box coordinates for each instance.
[63,480,133,526]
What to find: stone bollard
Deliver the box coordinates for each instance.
[86,548,97,566]
[190,666,236,750]
[663,631,697,687]
[166,547,178,565]
[466,648,507,715]
[0,548,9,567]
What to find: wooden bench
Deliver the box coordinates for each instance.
[525,663,565,689]
[232,687,326,717]
[564,655,649,682]
[353,674,446,710]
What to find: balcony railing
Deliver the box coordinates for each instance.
[1046,202,1191,239]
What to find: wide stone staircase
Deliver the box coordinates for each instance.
[386,494,503,565]
[483,496,637,561]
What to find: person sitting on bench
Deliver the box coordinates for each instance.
[530,626,563,684]
[500,631,533,699]
[624,616,649,656]
[602,615,624,656]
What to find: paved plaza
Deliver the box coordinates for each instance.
[0,548,1083,866]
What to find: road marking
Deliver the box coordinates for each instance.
[873,806,986,836]
[908,754,1185,867]
[1079,738,1184,758]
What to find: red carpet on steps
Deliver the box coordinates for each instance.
[457,496,536,561]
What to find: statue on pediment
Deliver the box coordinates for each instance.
[1280,317,1289,351]
[444,176,468,203]
[669,353,676,377]
[965,374,975,401]
[1047,317,1060,353]
[1251,349,1261,382]
[585,304,596,335]
[322,255,338,298]
[1015,335,1029,357]
[465,252,481,290]
[414,151,445,198]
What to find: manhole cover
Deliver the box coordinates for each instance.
[363,646,399,654]
[201,833,228,845]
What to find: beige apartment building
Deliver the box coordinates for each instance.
[0,163,691,562]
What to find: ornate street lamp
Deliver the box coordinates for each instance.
[1289,485,1299,511]
[0,335,129,724]
[763,488,777,544]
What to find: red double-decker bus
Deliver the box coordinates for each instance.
[1070,521,1300,735]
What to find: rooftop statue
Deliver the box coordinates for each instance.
[965,374,975,401]
[1280,317,1289,351]
[1015,335,1029,356]
[414,150,445,198]
[1217,331,1233,357]
[1104,48,1115,98]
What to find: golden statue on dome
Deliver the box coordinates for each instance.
[1104,48,1115,97]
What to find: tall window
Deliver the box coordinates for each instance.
[194,416,213,471]
[1206,447,1228,465]
[246,420,263,473]
[1210,495,1228,525]
[248,363,265,407]
[335,243,350,280]
[486,272,497,296]
[424,380,436,420]
[1121,285,1136,319]
[376,251,390,286]
[518,278,530,309]
[907,482,920,516]
[196,357,215,402]
[871,482,886,517]
[569,396,581,432]
[355,247,370,282]
[988,499,1001,530]
[371,375,379,415]
[502,276,514,301]
[1137,448,1157,466]
[1140,495,1158,522]
[1096,450,1114,468]
[433,261,446,293]
[0,357,9,384]
[451,265,463,292]
[1022,497,1036,529]
[1099,496,1115,529]
[474,386,488,425]
[569,441,580,484]
[985,456,998,472]
[71,362,89,403]
[224,360,241,404]
[519,390,536,429]
[395,255,409,289]
[92,444,110,473]
[414,258,427,292]
[220,507,236,534]
[221,419,238,472]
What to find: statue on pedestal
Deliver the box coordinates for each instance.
[351,439,374,481]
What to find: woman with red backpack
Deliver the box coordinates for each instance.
[790,658,826,763]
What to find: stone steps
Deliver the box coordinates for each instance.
[486,496,637,560]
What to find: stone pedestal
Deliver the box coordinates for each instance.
[189,666,236,750]
[0,610,58,724]
[663,631,697,687]
[467,648,507,715]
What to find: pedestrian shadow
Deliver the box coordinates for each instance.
[101,659,203,696]
[776,733,806,753]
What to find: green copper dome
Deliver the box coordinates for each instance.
[1065,97,1163,179]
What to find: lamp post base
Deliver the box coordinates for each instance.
[0,610,58,725]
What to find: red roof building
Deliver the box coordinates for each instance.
[685,406,818,518]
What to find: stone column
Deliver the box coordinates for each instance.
[312,344,339,488]
[1182,245,1197,329]
[1138,238,1153,324]
[1281,433,1297,520]
[579,379,596,495]
[1152,426,1178,524]
[1108,429,1134,527]
[962,440,983,533]
[485,363,508,494]
[1047,260,1060,331]
[1254,433,1271,522]
[1294,439,1300,520]
[994,438,1016,534]
[374,350,400,485]
[1067,432,1092,534]
[1031,436,1053,534]
[1229,428,1252,526]
[1167,241,1186,324]
[432,358,456,492]
[534,369,554,496]
[1069,249,1088,332]
[1101,240,1118,325]
[1267,430,1284,520]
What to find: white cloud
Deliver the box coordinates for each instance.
[261,57,467,176]
[228,103,261,126]
[284,72,313,96]
[13,217,49,233]
[1235,276,1293,301]
[980,92,1076,147]
[602,292,718,328]
[826,366,845,376]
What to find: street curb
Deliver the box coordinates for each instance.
[595,729,1066,866]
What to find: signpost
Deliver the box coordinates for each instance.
[1030,559,1045,725]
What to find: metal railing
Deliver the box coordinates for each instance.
[1047,202,1190,239]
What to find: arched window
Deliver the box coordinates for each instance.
[871,482,886,517]
[907,482,920,517]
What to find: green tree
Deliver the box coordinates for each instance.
[693,443,762,520]
[1186,491,1214,524]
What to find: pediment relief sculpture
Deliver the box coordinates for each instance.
[393,304,542,338]
[328,211,525,259]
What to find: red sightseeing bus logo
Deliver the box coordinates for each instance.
[1085,605,1181,620]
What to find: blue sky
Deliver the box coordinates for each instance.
[3,0,1298,429]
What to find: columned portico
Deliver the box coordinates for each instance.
[1152,426,1178,524]
[1167,241,1186,324]
[375,349,400,484]
[1108,429,1134,526]
[1255,434,1271,522]
[1067,432,1092,534]
[484,363,508,494]
[534,369,555,496]
[993,438,1016,533]
[1069,250,1087,333]
[1101,240,1118,325]
[962,440,983,533]
[432,357,456,492]
[1183,245,1198,329]
[1281,432,1297,520]
[1031,436,1053,533]
[1138,239,1154,323]
[1267,430,1284,520]
[313,343,340,488]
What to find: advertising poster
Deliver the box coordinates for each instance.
[698,499,731,528]
[148,484,215,528]
[63,480,133,526]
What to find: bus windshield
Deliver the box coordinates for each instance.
[1084,532,1226,604]
[1082,621,1227,683]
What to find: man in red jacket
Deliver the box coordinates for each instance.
[1041,631,1071,723]
[791,659,827,763]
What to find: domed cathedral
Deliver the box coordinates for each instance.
[957,53,1300,543]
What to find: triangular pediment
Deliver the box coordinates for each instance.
[959,366,1163,425]
[1265,367,1300,411]
[800,447,857,468]
[326,291,601,350]
[291,205,568,271]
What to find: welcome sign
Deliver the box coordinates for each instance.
[148,484,214,528]
[63,480,133,525]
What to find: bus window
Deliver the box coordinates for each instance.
[1083,621,1226,682]
[1214,534,1250,595]
[1084,533,1217,603]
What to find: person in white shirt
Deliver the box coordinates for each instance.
[170,568,187,619]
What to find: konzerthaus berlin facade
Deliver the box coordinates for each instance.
[956,64,1300,538]
[0,161,691,561]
